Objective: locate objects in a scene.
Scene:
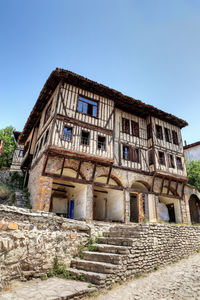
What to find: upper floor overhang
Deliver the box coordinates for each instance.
[19,68,188,144]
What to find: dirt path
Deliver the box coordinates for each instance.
[90,253,200,300]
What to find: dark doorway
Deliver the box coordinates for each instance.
[130,194,139,222]
[166,204,176,223]
[189,195,200,223]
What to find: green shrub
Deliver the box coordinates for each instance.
[9,192,16,204]
[10,172,24,189]
[0,184,10,200]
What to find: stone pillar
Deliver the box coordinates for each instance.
[124,189,130,223]
[147,193,157,222]
[85,184,93,220]
[181,197,191,224]
[34,176,53,211]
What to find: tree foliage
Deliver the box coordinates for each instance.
[0,126,16,168]
[186,160,200,191]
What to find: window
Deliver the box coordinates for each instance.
[44,103,52,124]
[18,150,23,157]
[172,130,179,145]
[148,150,154,166]
[176,157,183,170]
[131,121,139,137]
[123,145,129,160]
[147,124,152,139]
[44,129,49,144]
[63,126,72,141]
[77,96,98,117]
[81,131,89,145]
[123,145,139,163]
[164,128,171,143]
[98,136,106,150]
[156,125,163,140]
[132,148,140,163]
[158,151,165,165]
[122,118,130,134]
[168,154,175,168]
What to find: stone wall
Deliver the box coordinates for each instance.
[0,205,90,289]
[0,204,200,290]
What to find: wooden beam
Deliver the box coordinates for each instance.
[44,172,92,185]
[160,177,165,194]
[42,154,49,175]
[181,182,185,198]
[94,182,123,191]
[151,174,156,193]
[91,163,97,181]
[167,179,171,195]
[104,108,114,129]
[76,161,82,179]
[175,181,179,196]
[60,157,65,175]
[106,166,112,184]
[57,114,112,135]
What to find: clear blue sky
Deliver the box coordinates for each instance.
[0,0,200,144]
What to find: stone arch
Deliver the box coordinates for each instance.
[189,194,200,223]
[130,181,150,192]
[94,175,123,187]
[55,166,86,180]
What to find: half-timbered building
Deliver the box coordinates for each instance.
[17,68,196,223]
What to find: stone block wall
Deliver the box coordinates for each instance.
[0,205,89,289]
[0,204,199,290]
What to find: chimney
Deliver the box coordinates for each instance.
[184,140,187,146]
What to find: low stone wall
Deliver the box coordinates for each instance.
[0,205,200,290]
[114,223,200,278]
[0,205,90,289]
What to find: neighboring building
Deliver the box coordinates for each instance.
[10,131,24,173]
[184,141,200,162]
[17,68,199,224]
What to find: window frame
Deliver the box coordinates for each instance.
[122,118,130,134]
[77,95,98,118]
[164,127,172,143]
[97,135,106,151]
[176,156,183,170]
[62,126,73,142]
[122,144,140,163]
[156,125,163,140]
[172,130,179,145]
[131,120,139,137]
[81,130,90,146]
[168,154,175,168]
[158,151,165,166]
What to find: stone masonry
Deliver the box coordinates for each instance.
[0,204,200,291]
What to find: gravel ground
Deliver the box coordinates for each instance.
[90,253,200,300]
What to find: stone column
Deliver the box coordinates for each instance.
[34,176,53,211]
[85,184,93,220]
[124,189,130,223]
[181,197,191,224]
[147,193,157,222]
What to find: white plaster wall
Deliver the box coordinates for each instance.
[107,190,124,222]
[184,145,200,162]
[93,191,107,220]
[159,196,182,223]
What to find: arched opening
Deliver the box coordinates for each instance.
[93,176,124,222]
[158,190,181,223]
[189,194,200,224]
[129,181,149,223]
[50,168,87,219]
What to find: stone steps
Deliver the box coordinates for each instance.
[94,243,131,254]
[83,251,123,264]
[98,236,135,246]
[71,258,119,274]
[68,268,108,286]
[105,231,143,238]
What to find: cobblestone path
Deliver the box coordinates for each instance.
[91,253,200,300]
